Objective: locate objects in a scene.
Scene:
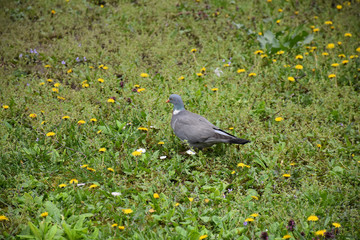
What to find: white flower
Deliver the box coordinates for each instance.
[77,183,86,186]
[111,192,121,196]
[160,156,167,159]
[214,67,223,77]
[136,148,146,153]
[186,150,196,155]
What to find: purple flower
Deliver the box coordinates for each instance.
[78,43,81,47]
[19,53,23,58]
[222,59,225,62]
[27,83,30,86]
[76,57,80,62]
[61,60,66,65]
[30,49,33,54]
[120,81,124,88]
[36,138,39,142]
[227,189,233,193]
[83,56,87,61]
[228,61,231,65]
[243,221,248,226]
[34,49,38,54]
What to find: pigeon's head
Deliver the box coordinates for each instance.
[166,94,185,110]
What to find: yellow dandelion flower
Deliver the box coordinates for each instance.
[332,222,341,228]
[276,50,285,55]
[282,235,291,239]
[245,218,255,222]
[295,65,303,70]
[322,52,329,56]
[294,11,299,15]
[107,167,114,172]
[258,32,262,35]
[153,193,160,199]
[336,5,342,10]
[288,77,295,82]
[62,116,70,120]
[99,148,106,152]
[275,117,284,121]
[107,98,115,103]
[87,167,96,172]
[272,59,277,62]
[112,223,118,227]
[158,141,165,145]
[44,64,51,68]
[89,184,99,189]
[52,88,59,93]
[132,151,141,156]
[331,63,339,67]
[331,26,335,30]
[201,67,206,72]
[295,55,303,60]
[47,79,53,82]
[46,132,56,137]
[283,174,291,178]
[69,179,78,184]
[0,215,9,221]
[175,202,180,206]
[98,78,104,83]
[337,41,342,45]
[254,50,264,55]
[98,64,104,68]
[199,235,208,240]
[54,83,61,87]
[248,72,257,77]
[204,199,210,203]
[137,88,145,92]
[328,74,336,78]
[313,28,320,32]
[41,121,46,125]
[251,196,258,200]
[190,48,197,53]
[122,209,133,214]
[211,88,218,92]
[80,164,88,168]
[290,163,296,166]
[90,118,97,122]
[77,120,86,125]
[57,96,65,100]
[40,212,48,217]
[350,55,358,59]
[317,144,322,148]
[178,76,185,80]
[67,69,72,73]
[237,68,246,73]
[315,229,326,236]
[357,47,360,52]
[324,21,333,25]
[327,43,335,49]
[58,184,67,188]
[196,73,203,77]
[250,213,259,218]
[2,105,9,109]
[39,82,45,86]
[307,215,319,221]
[118,226,125,230]
[140,73,149,78]
[188,197,194,202]
[51,10,56,14]
[29,113,37,118]
[102,66,108,70]
[138,127,148,131]
[276,19,281,24]
[229,127,234,130]
[231,171,235,174]
[342,60,349,64]
[149,209,156,213]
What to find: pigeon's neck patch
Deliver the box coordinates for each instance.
[173,109,182,115]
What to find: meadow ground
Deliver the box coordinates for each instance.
[0,0,359,239]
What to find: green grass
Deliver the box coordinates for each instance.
[0,0,359,239]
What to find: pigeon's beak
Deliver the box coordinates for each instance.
[166,99,170,103]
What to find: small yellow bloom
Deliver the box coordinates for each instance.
[336,5,342,10]
[46,132,56,137]
[290,163,296,166]
[98,64,104,68]
[350,55,358,59]
[188,197,194,202]
[107,98,115,103]
[332,222,341,228]
[231,171,235,174]
[140,73,149,78]
[328,74,336,79]
[314,16,318,19]
[258,32,262,36]
[251,196,258,200]
[295,65,303,70]
[69,179,78,184]
[132,151,142,156]
[250,213,259,218]
[245,218,254,222]
[283,174,291,178]
[0,215,9,221]
[107,167,114,172]
[201,67,206,72]
[175,202,180,206]
[211,88,218,92]
[89,184,99,189]
[322,52,329,56]
[137,88,145,92]
[52,88,59,93]
[2,105,9,109]
[357,47,360,52]
[275,117,284,122]
[342,60,349,65]
[331,63,339,67]
[324,21,333,25]
[248,72,256,77]
[41,121,46,125]
[54,83,61,87]
[237,163,250,168]
[44,64,51,68]
[29,113,37,118]
[118,226,125,230]
[80,164,88,168]
[40,212,48,217]
[153,193,160,199]
[307,215,319,221]
[98,78,104,83]
[199,235,208,240]
[90,118,97,122]
[58,184,67,188]
[97,130,102,134]
[276,19,281,24]
[204,199,209,203]
[282,235,291,239]
[82,83,89,88]
[276,50,285,55]
[57,96,65,100]
[149,209,156,213]
[295,55,303,60]
[254,50,264,55]
[122,209,133,214]
[315,229,326,236]
[87,167,96,172]
[317,144,322,148]
[327,43,335,49]
[51,10,56,14]
[196,73,203,77]
[313,28,320,32]
[62,116,70,120]
[67,69,72,73]
[99,148,106,152]
[337,41,342,45]
[190,48,197,53]
[229,127,234,130]
[237,68,246,73]
[39,82,45,86]
[178,76,185,80]
[288,77,295,82]
[158,141,164,145]
[111,223,118,227]
[102,66,108,70]
[278,8,283,12]
[77,120,86,125]
[138,127,148,131]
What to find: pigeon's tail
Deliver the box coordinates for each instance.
[229,138,250,145]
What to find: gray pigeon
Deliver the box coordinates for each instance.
[167,94,250,148]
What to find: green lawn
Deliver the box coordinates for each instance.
[0,0,359,239]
